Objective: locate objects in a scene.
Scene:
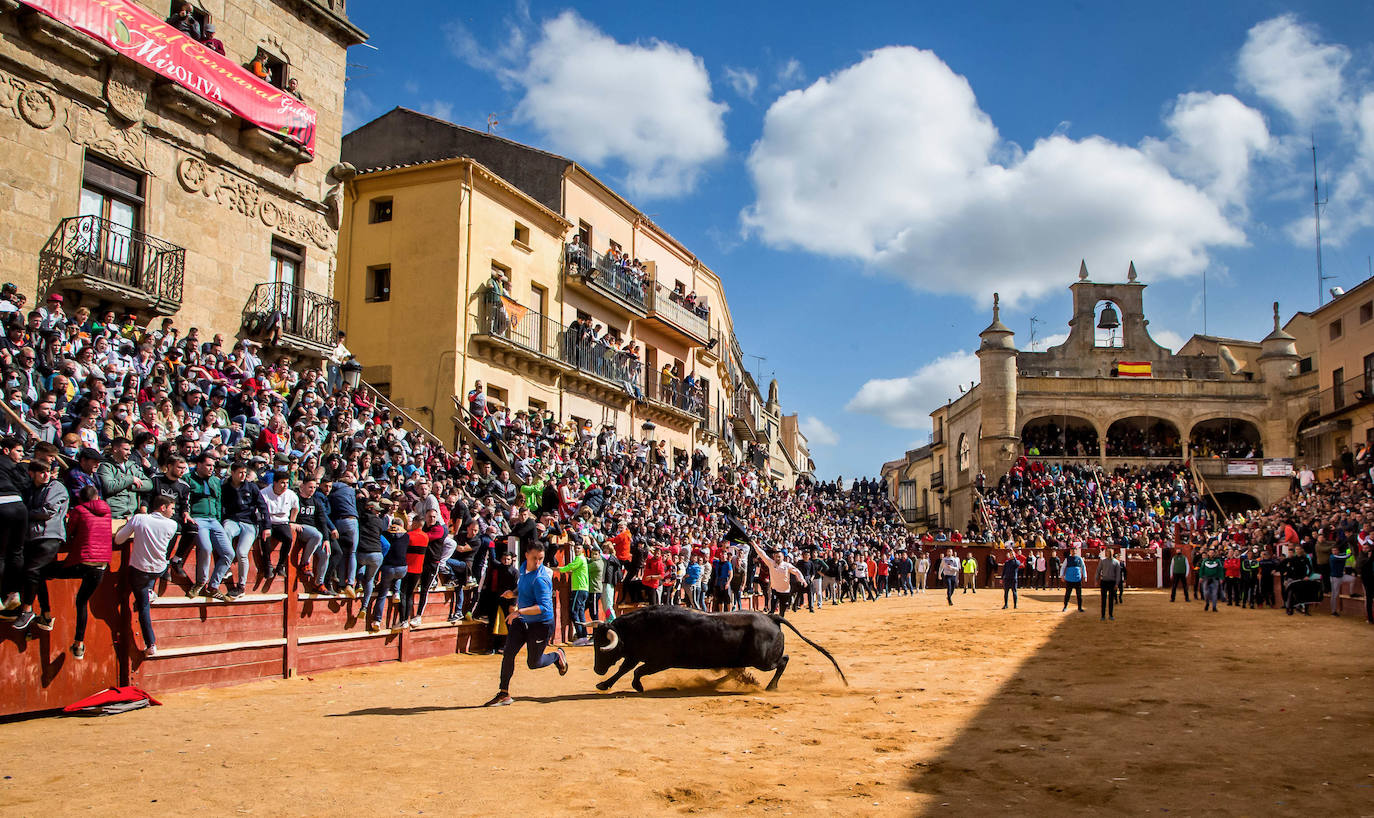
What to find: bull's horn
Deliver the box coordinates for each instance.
[604,629,619,650]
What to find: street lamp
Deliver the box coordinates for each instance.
[342,358,363,390]
[641,420,656,443]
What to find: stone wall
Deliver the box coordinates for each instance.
[0,0,362,341]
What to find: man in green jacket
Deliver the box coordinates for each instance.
[182,452,231,599]
[558,541,590,644]
[584,542,605,625]
[1198,547,1225,612]
[1169,548,1190,602]
[97,438,151,523]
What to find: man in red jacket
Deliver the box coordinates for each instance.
[48,486,112,659]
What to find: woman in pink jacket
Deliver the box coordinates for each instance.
[49,487,112,660]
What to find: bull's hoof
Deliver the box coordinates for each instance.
[596,680,613,691]
[765,682,779,692]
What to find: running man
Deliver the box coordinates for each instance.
[484,540,568,706]
[938,549,960,606]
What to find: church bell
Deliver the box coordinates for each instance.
[1097,303,1121,330]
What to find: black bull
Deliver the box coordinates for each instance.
[592,606,848,692]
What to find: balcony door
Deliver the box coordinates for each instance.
[78,154,144,286]
[269,238,305,335]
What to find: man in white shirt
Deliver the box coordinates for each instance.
[117,495,178,657]
[751,540,804,618]
[938,548,961,606]
[262,470,300,586]
[916,551,931,593]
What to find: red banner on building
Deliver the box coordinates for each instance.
[23,0,317,154]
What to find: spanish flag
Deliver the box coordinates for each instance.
[1118,361,1152,377]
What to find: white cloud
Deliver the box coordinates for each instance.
[418,99,455,122]
[1151,328,1187,352]
[1237,14,1349,127]
[724,66,758,102]
[742,47,1244,304]
[775,58,804,89]
[1142,92,1272,213]
[800,416,838,446]
[454,11,728,198]
[846,350,980,430]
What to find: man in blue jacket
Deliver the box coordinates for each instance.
[1061,548,1086,612]
[220,461,269,598]
[484,540,567,706]
[328,473,359,596]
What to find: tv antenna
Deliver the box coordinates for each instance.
[1029,316,1044,351]
[1313,138,1334,306]
[749,354,768,389]
[487,113,500,134]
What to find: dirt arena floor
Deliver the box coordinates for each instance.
[4,587,1373,817]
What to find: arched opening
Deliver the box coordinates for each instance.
[1093,300,1124,348]
[1212,491,1263,516]
[956,433,970,472]
[1294,411,1320,464]
[1189,418,1262,458]
[1105,416,1181,457]
[1021,415,1099,457]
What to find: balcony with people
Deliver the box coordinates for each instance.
[642,366,706,428]
[646,281,709,345]
[563,240,648,318]
[38,214,185,315]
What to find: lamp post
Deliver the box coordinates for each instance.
[641,420,656,443]
[342,358,363,390]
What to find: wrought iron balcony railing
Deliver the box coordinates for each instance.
[564,242,648,312]
[478,299,642,389]
[645,369,707,417]
[39,215,185,309]
[646,282,709,342]
[242,282,339,350]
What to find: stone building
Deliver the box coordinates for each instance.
[882,263,1319,532]
[0,0,365,357]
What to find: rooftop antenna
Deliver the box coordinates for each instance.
[749,354,768,388]
[487,113,499,134]
[1313,137,1334,306]
[1028,316,1044,351]
[1202,268,1207,336]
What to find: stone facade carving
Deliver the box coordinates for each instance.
[176,156,333,249]
[103,64,147,124]
[64,103,147,170]
[0,67,59,129]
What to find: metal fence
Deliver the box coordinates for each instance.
[564,242,648,310]
[647,282,709,339]
[645,369,706,416]
[39,214,185,305]
[243,282,338,348]
[480,299,641,388]
[1315,368,1374,416]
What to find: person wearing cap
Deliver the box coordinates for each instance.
[37,293,64,333]
[200,19,225,54]
[9,459,68,632]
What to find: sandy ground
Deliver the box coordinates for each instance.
[3,587,1373,817]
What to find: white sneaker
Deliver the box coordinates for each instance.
[145,644,158,657]
[409,616,422,628]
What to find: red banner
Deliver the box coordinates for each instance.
[23,0,317,154]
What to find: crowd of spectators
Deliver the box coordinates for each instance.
[166,1,305,100]
[1188,427,1263,459]
[1104,422,1181,457]
[1021,422,1099,457]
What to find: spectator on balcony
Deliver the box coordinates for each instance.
[250,49,272,83]
[659,363,675,403]
[286,78,305,103]
[486,269,510,336]
[197,20,225,55]
[166,1,202,40]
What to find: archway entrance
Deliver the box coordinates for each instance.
[1106,416,1181,457]
[1021,416,1098,457]
[1189,418,1263,459]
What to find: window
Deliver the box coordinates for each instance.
[529,398,547,415]
[1333,367,1345,410]
[249,47,289,90]
[486,384,508,407]
[79,154,145,277]
[577,220,592,247]
[270,238,304,287]
[365,265,390,303]
[957,434,970,472]
[608,239,622,254]
[1298,357,1314,374]
[1365,353,1374,397]
[1362,302,1373,324]
[529,284,546,346]
[369,197,392,224]
[1330,319,1343,341]
[513,222,530,247]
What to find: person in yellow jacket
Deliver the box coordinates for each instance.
[960,552,978,593]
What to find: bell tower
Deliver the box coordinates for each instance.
[977,293,1019,481]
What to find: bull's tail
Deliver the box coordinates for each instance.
[770,615,849,687]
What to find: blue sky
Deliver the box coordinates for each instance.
[341,0,1374,480]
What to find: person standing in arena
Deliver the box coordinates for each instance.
[938,548,960,606]
[1061,547,1085,612]
[752,540,803,618]
[1199,547,1224,612]
[916,550,930,594]
[1001,550,1020,609]
[483,539,567,707]
[1097,547,1123,621]
[961,551,977,594]
[1169,547,1190,602]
